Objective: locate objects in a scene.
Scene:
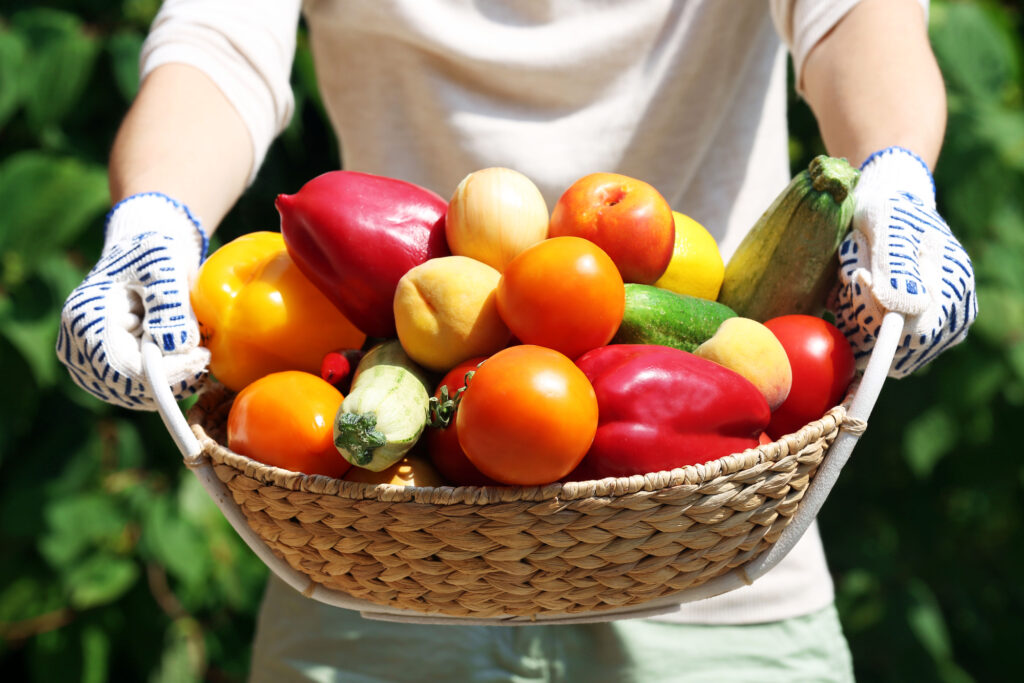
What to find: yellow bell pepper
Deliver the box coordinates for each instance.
[191,231,365,391]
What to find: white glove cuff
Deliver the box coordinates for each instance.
[856,146,936,207]
[102,193,209,269]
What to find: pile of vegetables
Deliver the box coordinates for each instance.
[192,158,860,487]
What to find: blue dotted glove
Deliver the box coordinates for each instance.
[56,193,211,410]
[830,147,978,378]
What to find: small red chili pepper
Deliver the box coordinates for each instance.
[320,348,365,391]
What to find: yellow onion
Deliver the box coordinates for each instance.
[445,167,550,271]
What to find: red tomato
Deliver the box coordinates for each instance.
[425,357,498,486]
[763,315,856,439]
[496,236,624,359]
[456,345,599,485]
[227,371,350,478]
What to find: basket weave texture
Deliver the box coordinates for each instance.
[188,385,847,619]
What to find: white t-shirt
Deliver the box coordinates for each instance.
[140,0,923,625]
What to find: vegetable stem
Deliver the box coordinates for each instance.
[334,412,388,466]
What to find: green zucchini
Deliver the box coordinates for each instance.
[333,340,431,472]
[612,283,737,352]
[717,155,859,321]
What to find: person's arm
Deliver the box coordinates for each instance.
[800,0,945,169]
[108,62,254,233]
[797,0,976,377]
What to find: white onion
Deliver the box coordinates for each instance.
[445,167,550,271]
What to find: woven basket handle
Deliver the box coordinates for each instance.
[521,310,906,624]
[141,343,416,618]
[143,311,903,626]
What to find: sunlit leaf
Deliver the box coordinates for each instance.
[907,580,953,659]
[140,493,211,589]
[150,618,204,683]
[0,29,27,132]
[972,104,1024,172]
[12,9,101,135]
[907,580,975,683]
[0,152,108,286]
[107,30,143,103]
[0,575,66,625]
[65,553,139,609]
[903,406,957,478]
[113,418,147,470]
[930,3,1020,102]
[38,493,127,568]
[0,303,61,388]
[973,286,1024,348]
[80,624,110,683]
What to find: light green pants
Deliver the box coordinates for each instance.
[249,577,854,683]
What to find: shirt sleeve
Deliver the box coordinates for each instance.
[769,0,930,94]
[139,0,303,185]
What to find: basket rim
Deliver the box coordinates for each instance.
[188,381,851,506]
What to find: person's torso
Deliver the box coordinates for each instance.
[302,0,791,260]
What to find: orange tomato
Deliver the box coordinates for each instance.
[227,371,350,478]
[456,345,598,485]
[497,236,624,359]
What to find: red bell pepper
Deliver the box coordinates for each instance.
[573,344,770,479]
[276,170,450,338]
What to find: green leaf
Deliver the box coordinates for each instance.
[1008,341,1024,386]
[12,8,101,135]
[39,493,128,568]
[113,417,148,470]
[0,296,61,388]
[140,493,211,589]
[972,104,1024,173]
[0,335,41,458]
[0,151,109,286]
[0,575,66,625]
[973,286,1024,349]
[907,580,975,683]
[0,28,28,132]
[121,0,162,28]
[108,30,144,103]
[907,580,953,661]
[65,553,139,609]
[930,3,1020,102]
[150,618,204,683]
[903,406,958,478]
[28,623,78,682]
[834,569,884,634]
[81,623,111,683]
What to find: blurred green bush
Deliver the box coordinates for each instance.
[0,1,1020,681]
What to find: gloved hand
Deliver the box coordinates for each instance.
[56,193,211,410]
[830,146,978,378]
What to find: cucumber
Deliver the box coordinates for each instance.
[718,155,859,321]
[333,340,432,471]
[612,283,737,352]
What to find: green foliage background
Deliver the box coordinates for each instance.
[0,1,1021,680]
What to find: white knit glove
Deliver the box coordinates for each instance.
[56,193,211,410]
[830,147,978,378]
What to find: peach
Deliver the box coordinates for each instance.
[393,255,511,372]
[549,172,675,284]
[695,317,792,410]
[344,456,444,487]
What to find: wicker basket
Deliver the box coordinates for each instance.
[186,383,851,620]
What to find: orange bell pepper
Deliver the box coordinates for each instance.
[191,231,365,391]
